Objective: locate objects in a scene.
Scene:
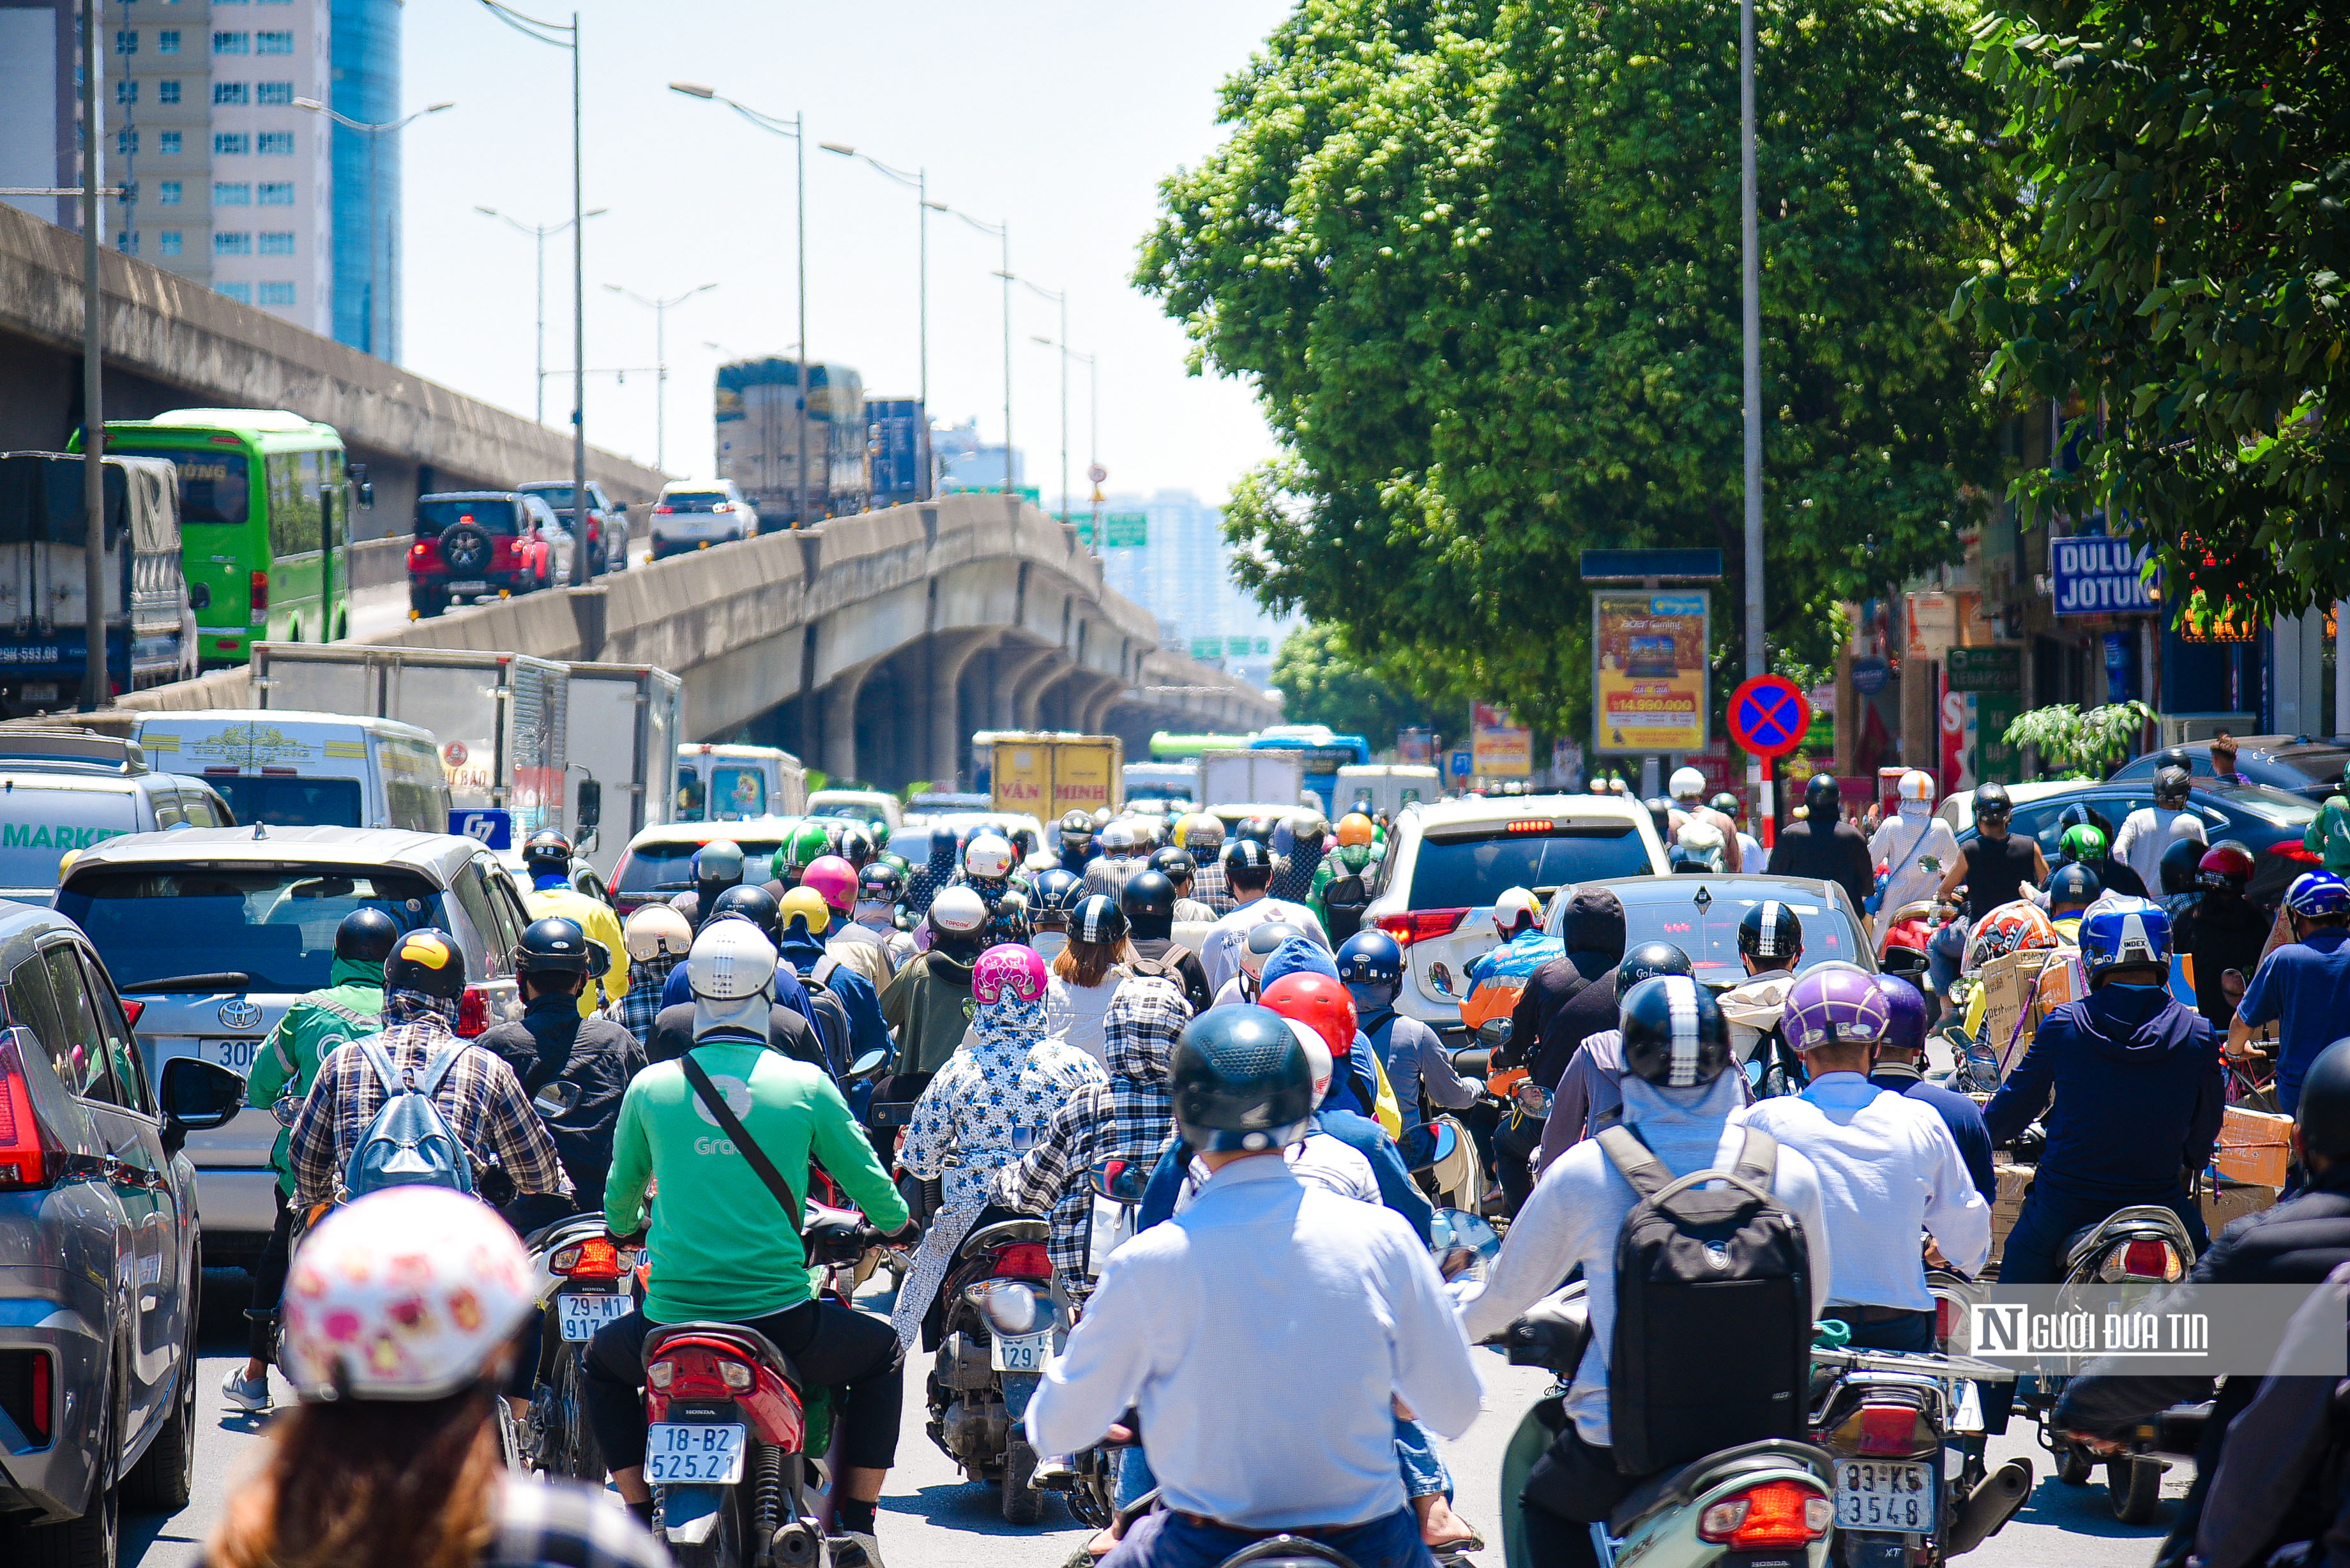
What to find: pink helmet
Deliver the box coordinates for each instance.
[800,854,858,914]
[973,943,1049,1005]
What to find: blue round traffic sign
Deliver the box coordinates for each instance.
[1728,675,1810,760]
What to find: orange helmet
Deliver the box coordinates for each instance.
[1966,899,2060,970]
[1260,971,1357,1062]
[1336,813,1376,847]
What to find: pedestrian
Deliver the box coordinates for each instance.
[2231,872,2350,1113]
[2114,765,2209,891]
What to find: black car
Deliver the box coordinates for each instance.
[1957,780,2322,908]
[2109,735,2350,804]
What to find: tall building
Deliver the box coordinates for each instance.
[329,0,398,357]
[1094,489,1295,690]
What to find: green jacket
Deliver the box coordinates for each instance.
[1309,842,1379,926]
[877,951,975,1076]
[247,957,385,1196]
[2308,795,2350,874]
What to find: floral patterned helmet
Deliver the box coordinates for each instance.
[973,943,1049,1005]
[1966,899,2061,972]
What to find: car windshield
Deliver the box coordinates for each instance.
[520,483,582,509]
[616,839,785,895]
[416,499,520,538]
[107,445,249,525]
[57,864,449,991]
[1408,822,1653,909]
[2204,781,2321,826]
[205,775,365,827]
[1603,882,1864,985]
[663,492,727,513]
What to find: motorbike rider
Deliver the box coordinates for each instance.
[1027,1006,1483,1568]
[1174,812,1231,912]
[2044,861,2102,940]
[1084,818,1141,902]
[1268,809,1331,905]
[878,884,992,1105]
[1261,961,1403,1135]
[2175,843,2269,1029]
[766,819,838,898]
[2158,833,2211,919]
[520,829,628,1017]
[2056,817,2148,898]
[2114,764,2209,892]
[1312,812,1384,941]
[585,918,918,1557]
[222,906,395,1412]
[1047,893,1138,1066]
[669,838,747,932]
[1457,976,1832,1568]
[1771,774,1876,913]
[1199,839,1330,992]
[1059,808,1098,875]
[1501,889,1627,1088]
[2304,762,2350,873]
[1868,769,1959,929]
[1867,974,1998,1206]
[1536,942,1701,1174]
[1214,917,1306,1007]
[1149,846,1218,926]
[1936,781,2051,928]
[1715,790,1766,873]
[2231,871,2350,1113]
[1121,868,1216,1016]
[1738,966,1990,1350]
[1718,900,1807,1093]
[1463,887,1563,1032]
[802,852,890,988]
[777,884,890,1073]
[1985,900,2225,1281]
[1028,865,1083,965]
[852,860,919,974]
[1668,766,1742,871]
[1339,930,1480,1126]
[618,905,693,1043]
[648,892,829,1070]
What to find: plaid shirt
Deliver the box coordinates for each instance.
[289,1014,571,1209]
[618,953,678,1041]
[486,1474,672,1568]
[990,972,1191,1290]
[1188,860,1232,915]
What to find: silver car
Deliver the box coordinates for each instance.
[0,901,243,1556]
[53,826,533,1259]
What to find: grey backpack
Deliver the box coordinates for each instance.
[344,1038,475,1198]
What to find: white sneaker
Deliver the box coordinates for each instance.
[220,1367,271,1411]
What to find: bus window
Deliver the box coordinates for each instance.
[110,448,248,525]
[266,451,322,559]
[676,766,708,822]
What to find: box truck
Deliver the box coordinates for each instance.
[989,732,1123,820]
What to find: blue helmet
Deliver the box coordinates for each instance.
[1335,930,1405,989]
[2286,871,2350,920]
[2079,898,2171,983]
[1031,866,1084,916]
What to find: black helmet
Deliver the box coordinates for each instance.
[335,906,401,963]
[2046,861,2103,910]
[1223,838,1273,879]
[1058,809,1095,847]
[1971,781,2011,819]
[1237,815,1276,846]
[2155,764,2193,806]
[1805,774,1843,822]
[2159,834,2206,896]
[2296,1038,2350,1161]
[1121,869,1178,938]
[1170,1005,1314,1154]
[709,882,780,941]
[1615,940,1695,1000]
[522,827,572,874]
[858,861,905,903]
[1031,867,1083,921]
[517,915,593,976]
[1070,893,1129,947]
[1149,845,1196,884]
[692,840,747,891]
[1736,900,1803,963]
[1618,974,1731,1089]
[384,928,468,1000]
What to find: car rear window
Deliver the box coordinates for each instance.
[206,775,365,828]
[662,492,728,513]
[1610,887,1863,983]
[57,864,448,992]
[615,840,784,896]
[1407,824,1653,909]
[416,499,520,538]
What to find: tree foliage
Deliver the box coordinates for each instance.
[1142,0,2012,735]
[2001,700,2155,776]
[1270,622,1456,748]
[1957,0,2349,623]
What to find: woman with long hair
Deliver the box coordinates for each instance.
[1045,894,1135,1067]
[205,1187,665,1568]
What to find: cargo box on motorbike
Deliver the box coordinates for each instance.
[2215,1106,2294,1188]
[1978,945,2081,1072]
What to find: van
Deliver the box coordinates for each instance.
[1337,763,1443,819]
[0,728,234,901]
[130,710,452,832]
[675,743,808,824]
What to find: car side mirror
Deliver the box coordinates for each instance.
[188,583,211,610]
[577,779,603,836]
[160,1054,246,1153]
[349,463,374,508]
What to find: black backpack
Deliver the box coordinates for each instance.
[1597,1124,1812,1474]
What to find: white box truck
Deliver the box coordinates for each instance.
[1199,748,1307,811]
[566,663,683,875]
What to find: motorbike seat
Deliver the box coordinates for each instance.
[644,1320,800,1387]
[1208,1538,1363,1568]
[2059,1205,2195,1274]
[1607,1439,1836,1539]
[959,1217,1049,1259]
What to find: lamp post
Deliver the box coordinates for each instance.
[79,0,104,708]
[1008,280,1067,518]
[603,282,716,472]
[940,209,1012,494]
[478,206,606,424]
[672,84,812,527]
[1738,0,1767,815]
[819,143,930,495]
[1033,335,1096,541]
[290,97,451,359]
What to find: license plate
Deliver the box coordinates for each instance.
[448,580,489,594]
[646,1422,745,1485]
[202,1037,266,1073]
[1834,1459,1935,1532]
[20,682,57,704]
[556,1291,632,1341]
[990,1329,1050,1372]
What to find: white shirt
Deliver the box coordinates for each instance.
[1739,833,1768,875]
[1044,972,1124,1066]
[1869,810,1962,921]
[1735,1072,1990,1311]
[1028,1156,1482,1529]
[1171,1131,1379,1214]
[2113,806,2208,890]
[1199,897,1331,993]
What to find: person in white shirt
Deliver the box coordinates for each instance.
[1668,766,1742,871]
[1717,900,1808,1094]
[2113,765,2208,891]
[1734,965,1990,1351]
[1208,918,1307,1009]
[1029,1007,1480,1568]
[1197,839,1330,993]
[1869,769,1961,935]
[1044,894,1134,1067]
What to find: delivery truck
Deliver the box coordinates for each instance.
[565,663,683,875]
[1201,747,1307,811]
[989,732,1123,820]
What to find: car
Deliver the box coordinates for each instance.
[898,811,1049,868]
[54,827,537,1260]
[807,787,904,835]
[609,817,805,916]
[408,490,575,617]
[0,729,236,903]
[1933,778,2079,836]
[647,478,759,559]
[129,709,451,832]
[2109,735,2350,804]
[518,478,631,574]
[0,899,246,1560]
[1358,794,1671,1036]
[1540,873,1876,991]
[1953,780,2322,908]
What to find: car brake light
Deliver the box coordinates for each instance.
[456,986,490,1037]
[119,1000,143,1029]
[0,1036,60,1190]
[994,1243,1052,1280]
[1697,1481,1835,1546]
[552,1235,625,1278]
[411,541,428,557]
[655,505,674,514]
[2270,841,2321,864]
[1376,909,1469,947]
[27,1350,50,1444]
[249,569,268,610]
[1504,819,1556,834]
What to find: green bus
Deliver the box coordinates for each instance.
[76,408,361,668]
[1149,731,1259,761]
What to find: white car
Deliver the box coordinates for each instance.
[1356,794,1671,1037]
[649,478,761,558]
[807,787,904,834]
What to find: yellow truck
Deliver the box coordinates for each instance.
[987,732,1123,820]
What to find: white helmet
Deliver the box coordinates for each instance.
[280,1187,534,1401]
[1022,849,1059,875]
[624,903,694,961]
[688,917,778,1001]
[1286,1015,1335,1109]
[1670,766,1707,803]
[1494,886,1543,937]
[1100,820,1135,856]
[1128,817,1160,852]
[1897,769,1937,809]
[964,833,1017,880]
[929,884,990,936]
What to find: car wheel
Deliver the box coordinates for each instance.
[123,1247,197,1511]
[6,1350,122,1568]
[440,524,492,579]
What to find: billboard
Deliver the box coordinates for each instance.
[1471,703,1533,776]
[1593,592,1709,753]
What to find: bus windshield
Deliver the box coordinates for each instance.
[107,445,250,524]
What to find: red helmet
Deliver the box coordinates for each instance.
[2197,842,2256,893]
[1259,972,1356,1063]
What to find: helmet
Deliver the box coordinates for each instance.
[1971,781,2011,824]
[1614,940,1695,1000]
[1642,797,1675,841]
[1070,893,1129,947]
[2058,822,2109,863]
[1174,812,1225,852]
[2197,843,2255,894]
[964,833,1017,880]
[1736,900,1803,963]
[1336,813,1375,847]
[522,827,572,873]
[2080,900,2171,982]
[280,1187,534,1402]
[1259,971,1357,1064]
[335,907,401,963]
[1059,809,1095,847]
[929,884,990,938]
[1873,974,1929,1057]
[778,886,831,936]
[1170,1006,1314,1154]
[709,883,781,942]
[1241,920,1305,979]
[2046,862,2104,910]
[2293,1038,2350,1161]
[1709,792,1741,818]
[1121,870,1178,932]
[1897,770,1936,809]
[1224,838,1273,878]
[1282,810,1330,850]
[1805,774,1844,822]
[1093,808,1112,830]
[1493,886,1542,937]
[1099,820,1135,857]
[835,825,874,868]
[1965,900,2060,969]
[2154,765,2192,806]
[973,944,1050,1004]
[858,860,906,904]
[624,904,694,961]
[1617,974,1731,1089]
[782,820,834,873]
[1129,817,1162,853]
[2159,835,2207,896]
[1669,765,1706,803]
[1285,1015,1337,1107]
[1782,965,1893,1052]
[688,918,778,1001]
[1335,930,1405,991]
[384,928,467,1000]
[1149,845,1196,882]
[2285,871,2350,920]
[1031,867,1084,917]
[800,854,858,915]
[1238,815,1276,845]
[691,839,747,889]
[517,916,593,977]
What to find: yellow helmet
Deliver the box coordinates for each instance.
[1336,813,1376,847]
[778,885,831,935]
[1174,811,1224,850]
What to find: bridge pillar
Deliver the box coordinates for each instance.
[1075,674,1128,734]
[993,645,1064,732]
[924,632,998,789]
[1017,660,1077,732]
[822,663,872,783]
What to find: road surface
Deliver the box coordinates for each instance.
[345,538,654,643]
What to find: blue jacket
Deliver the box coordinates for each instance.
[2236,926,2350,1110]
[1254,937,1383,1122]
[1137,1108,1433,1244]
[1870,1066,1998,1208]
[1983,983,2226,1205]
[778,921,890,1069]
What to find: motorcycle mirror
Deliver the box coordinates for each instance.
[1881,946,1929,979]
[1429,1208,1501,1281]
[847,1047,890,1080]
[1475,1017,1512,1050]
[533,1080,582,1117]
[968,1278,1043,1336]
[1089,1157,1149,1205]
[1427,963,1458,998]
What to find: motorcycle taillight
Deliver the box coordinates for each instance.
[649,1347,755,1399]
[1697,1481,1835,1546]
[2105,1239,2183,1281]
[1856,1403,1931,1456]
[994,1243,1052,1281]
[550,1236,625,1278]
[1934,1297,1956,1348]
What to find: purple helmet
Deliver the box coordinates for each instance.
[1872,974,1927,1057]
[1782,965,1891,1053]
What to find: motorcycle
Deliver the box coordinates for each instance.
[1808,1340,2030,1564]
[923,1212,1065,1523]
[522,1213,641,1481]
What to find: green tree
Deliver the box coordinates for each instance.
[1271,623,1454,747]
[1141,0,2012,737]
[1957,0,2348,623]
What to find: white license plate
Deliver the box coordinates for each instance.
[646,1422,745,1485]
[201,1037,266,1073]
[990,1329,1050,1372]
[1834,1459,1935,1532]
[448,579,489,594]
[556,1292,632,1341]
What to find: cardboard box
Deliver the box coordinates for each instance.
[1987,1161,2034,1267]
[2202,1179,2280,1237]
[1978,947,2082,1074]
[2215,1106,2294,1188]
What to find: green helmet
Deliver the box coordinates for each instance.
[881,850,913,876]
[2058,822,2107,863]
[870,820,891,848]
[781,819,833,873]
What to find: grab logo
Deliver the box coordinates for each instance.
[689,1074,754,1129]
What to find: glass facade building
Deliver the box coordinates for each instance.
[330,0,398,356]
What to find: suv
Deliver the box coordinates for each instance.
[408,491,575,617]
[0,901,244,1560]
[1358,794,1670,1038]
[518,478,631,575]
[0,729,235,903]
[648,479,759,559]
[54,827,536,1259]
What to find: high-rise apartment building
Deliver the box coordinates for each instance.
[1095,489,1294,690]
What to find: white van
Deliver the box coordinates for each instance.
[1337,763,1444,819]
[130,710,452,832]
[675,743,808,824]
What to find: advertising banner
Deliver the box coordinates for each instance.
[2051,536,2158,617]
[1593,592,1709,753]
[1397,728,1436,765]
[1471,702,1533,776]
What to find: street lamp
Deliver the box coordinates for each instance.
[1739,0,1766,820]
[289,96,452,360]
[603,282,716,471]
[938,210,1012,495]
[672,82,812,527]
[478,206,607,424]
[1033,334,1096,543]
[1009,278,1066,518]
[820,140,930,497]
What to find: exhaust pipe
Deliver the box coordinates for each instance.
[1947,1459,2033,1556]
[771,1521,822,1567]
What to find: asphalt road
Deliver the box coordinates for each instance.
[345,538,653,642]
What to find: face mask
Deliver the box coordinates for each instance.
[1345,981,1394,1016]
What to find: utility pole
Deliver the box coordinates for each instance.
[479,205,605,423]
[1740,0,1766,810]
[80,0,106,708]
